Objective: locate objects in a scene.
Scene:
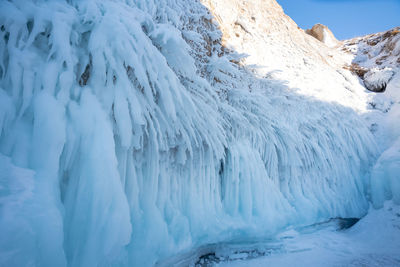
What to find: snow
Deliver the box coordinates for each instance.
[342,28,400,209]
[363,67,394,92]
[217,202,400,267]
[0,0,397,266]
[322,28,338,48]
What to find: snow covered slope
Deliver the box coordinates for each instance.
[0,0,381,266]
[202,0,368,109]
[342,28,400,208]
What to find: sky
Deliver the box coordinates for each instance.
[276,0,400,40]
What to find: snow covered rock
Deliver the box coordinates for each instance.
[343,27,400,70]
[363,67,394,92]
[342,28,400,207]
[306,23,340,48]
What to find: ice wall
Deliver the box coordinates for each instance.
[0,0,377,266]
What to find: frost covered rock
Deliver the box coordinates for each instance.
[363,67,394,92]
[342,27,400,208]
[343,27,400,70]
[306,23,339,48]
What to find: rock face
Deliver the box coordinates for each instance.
[201,0,367,109]
[342,28,400,92]
[306,23,340,48]
[343,27,400,70]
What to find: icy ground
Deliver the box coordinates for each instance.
[160,204,400,266]
[216,202,400,267]
[156,202,400,267]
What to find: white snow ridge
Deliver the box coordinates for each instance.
[0,0,399,267]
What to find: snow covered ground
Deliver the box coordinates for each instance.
[217,202,400,267]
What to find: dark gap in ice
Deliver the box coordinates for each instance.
[194,247,276,267]
[364,81,387,93]
[336,217,360,230]
[79,60,91,86]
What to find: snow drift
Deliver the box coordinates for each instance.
[0,0,379,266]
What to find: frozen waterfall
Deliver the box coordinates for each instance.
[0,0,383,266]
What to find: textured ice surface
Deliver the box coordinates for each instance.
[371,138,400,207]
[219,202,400,267]
[0,0,384,266]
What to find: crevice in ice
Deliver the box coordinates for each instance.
[78,59,91,87]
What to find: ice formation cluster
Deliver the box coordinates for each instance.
[0,0,385,266]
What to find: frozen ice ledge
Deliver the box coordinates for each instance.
[0,0,393,266]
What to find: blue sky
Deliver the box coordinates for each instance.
[276,0,400,40]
